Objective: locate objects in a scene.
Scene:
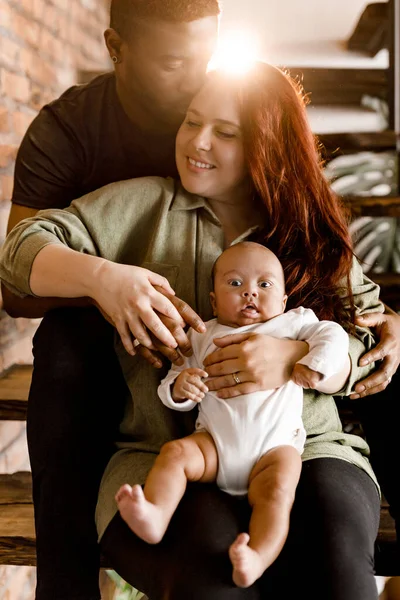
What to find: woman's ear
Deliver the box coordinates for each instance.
[210,292,218,316]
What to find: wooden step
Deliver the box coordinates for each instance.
[0,472,35,566]
[0,472,109,567]
[0,471,397,573]
[0,364,31,420]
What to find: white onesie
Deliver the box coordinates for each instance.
[158,307,349,496]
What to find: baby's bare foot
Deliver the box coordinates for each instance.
[115,484,168,544]
[229,533,266,588]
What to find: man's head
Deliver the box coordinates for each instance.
[210,242,288,328]
[105,0,220,132]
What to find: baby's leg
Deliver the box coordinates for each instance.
[115,432,218,544]
[229,445,301,588]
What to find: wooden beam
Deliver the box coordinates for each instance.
[286,67,388,105]
[0,365,30,420]
[343,196,400,217]
[319,131,397,158]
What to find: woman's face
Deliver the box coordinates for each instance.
[175,78,249,204]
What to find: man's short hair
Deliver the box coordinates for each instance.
[110,0,221,39]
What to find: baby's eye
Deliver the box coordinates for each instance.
[259,281,272,288]
[229,279,242,287]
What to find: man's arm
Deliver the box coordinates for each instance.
[2,204,91,318]
[7,204,38,233]
[2,95,89,318]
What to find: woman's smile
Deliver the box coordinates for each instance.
[186,156,216,172]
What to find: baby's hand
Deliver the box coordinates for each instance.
[291,364,323,390]
[172,368,209,403]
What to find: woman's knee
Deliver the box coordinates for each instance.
[167,565,261,600]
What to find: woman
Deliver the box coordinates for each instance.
[0,63,382,599]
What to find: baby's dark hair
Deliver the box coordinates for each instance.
[211,242,280,290]
[110,0,221,39]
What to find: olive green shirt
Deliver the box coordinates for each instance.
[0,176,383,539]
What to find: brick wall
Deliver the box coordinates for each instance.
[0,0,110,596]
[0,0,111,367]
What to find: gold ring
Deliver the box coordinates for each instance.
[232,372,241,385]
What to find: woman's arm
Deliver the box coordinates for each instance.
[29,244,184,353]
[30,244,106,298]
[2,204,93,317]
[0,179,205,356]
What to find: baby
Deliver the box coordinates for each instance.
[115,242,350,588]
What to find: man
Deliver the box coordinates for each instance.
[5,2,219,598]
[4,0,400,598]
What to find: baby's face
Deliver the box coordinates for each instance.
[210,244,288,328]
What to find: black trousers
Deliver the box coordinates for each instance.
[101,459,380,600]
[351,367,400,530]
[27,308,390,600]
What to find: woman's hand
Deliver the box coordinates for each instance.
[203,333,309,398]
[350,308,400,398]
[90,261,186,355]
[133,292,206,368]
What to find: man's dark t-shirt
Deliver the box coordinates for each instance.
[12,72,179,210]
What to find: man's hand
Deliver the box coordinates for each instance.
[172,368,209,403]
[350,307,400,398]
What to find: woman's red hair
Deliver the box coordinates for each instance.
[212,63,355,329]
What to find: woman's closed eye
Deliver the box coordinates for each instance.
[185,120,201,128]
[217,130,236,139]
